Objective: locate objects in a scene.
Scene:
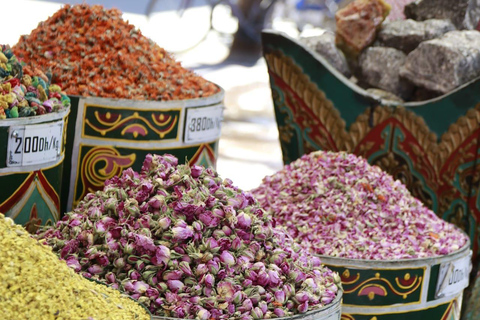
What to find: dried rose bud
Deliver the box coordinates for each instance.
[158,217,171,230]
[172,225,194,240]
[197,308,211,320]
[167,280,184,292]
[220,251,235,266]
[251,307,264,319]
[204,273,215,288]
[65,256,81,272]
[274,290,286,304]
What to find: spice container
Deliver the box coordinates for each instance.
[12,4,224,212]
[151,291,343,320]
[261,29,480,261]
[0,46,70,231]
[320,243,470,320]
[261,30,480,315]
[63,92,224,211]
[253,151,472,319]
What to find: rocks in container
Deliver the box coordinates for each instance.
[297,0,480,102]
[335,0,391,57]
[400,30,480,93]
[300,30,351,77]
[404,0,480,30]
[360,47,413,99]
[410,87,442,102]
[378,19,455,53]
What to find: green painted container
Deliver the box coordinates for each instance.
[0,108,70,233]
[62,90,224,211]
[151,290,343,320]
[261,29,480,319]
[261,30,480,260]
[319,243,471,320]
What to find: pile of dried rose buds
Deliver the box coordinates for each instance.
[252,151,469,260]
[13,4,219,101]
[0,45,69,119]
[37,154,341,318]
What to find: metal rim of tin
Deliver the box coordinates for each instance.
[151,289,343,320]
[68,85,225,109]
[0,106,71,127]
[317,235,471,267]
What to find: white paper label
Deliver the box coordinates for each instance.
[436,252,472,299]
[7,121,63,167]
[184,105,223,143]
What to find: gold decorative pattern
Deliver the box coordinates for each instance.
[265,52,349,151]
[85,111,178,139]
[347,106,439,167]
[266,50,480,178]
[438,104,480,165]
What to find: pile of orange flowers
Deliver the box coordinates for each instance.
[14,4,219,101]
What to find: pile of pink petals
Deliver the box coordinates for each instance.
[252,151,469,260]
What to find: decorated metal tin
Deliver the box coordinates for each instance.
[62,90,224,212]
[261,29,480,261]
[151,290,343,320]
[261,30,480,318]
[0,108,70,232]
[319,243,471,320]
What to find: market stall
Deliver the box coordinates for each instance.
[1,0,479,319]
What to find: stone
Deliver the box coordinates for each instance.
[359,47,414,99]
[410,87,442,101]
[400,30,480,93]
[366,88,404,103]
[300,29,351,77]
[404,0,480,30]
[335,0,391,57]
[378,19,455,53]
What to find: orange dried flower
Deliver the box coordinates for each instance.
[13,4,219,101]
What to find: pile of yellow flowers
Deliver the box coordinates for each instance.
[0,213,150,320]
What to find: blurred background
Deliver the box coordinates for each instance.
[2,0,401,190]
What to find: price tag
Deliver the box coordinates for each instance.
[184,105,223,143]
[435,252,472,299]
[7,120,63,167]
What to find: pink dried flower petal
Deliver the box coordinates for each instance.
[172,225,194,240]
[252,151,468,260]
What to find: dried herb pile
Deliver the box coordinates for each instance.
[37,154,340,318]
[252,151,469,260]
[13,4,219,101]
[0,45,69,119]
[0,213,150,320]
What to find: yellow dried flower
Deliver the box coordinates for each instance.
[0,214,150,320]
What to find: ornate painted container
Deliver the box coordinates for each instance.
[261,30,480,319]
[0,108,70,233]
[62,90,224,212]
[151,290,343,320]
[320,244,471,320]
